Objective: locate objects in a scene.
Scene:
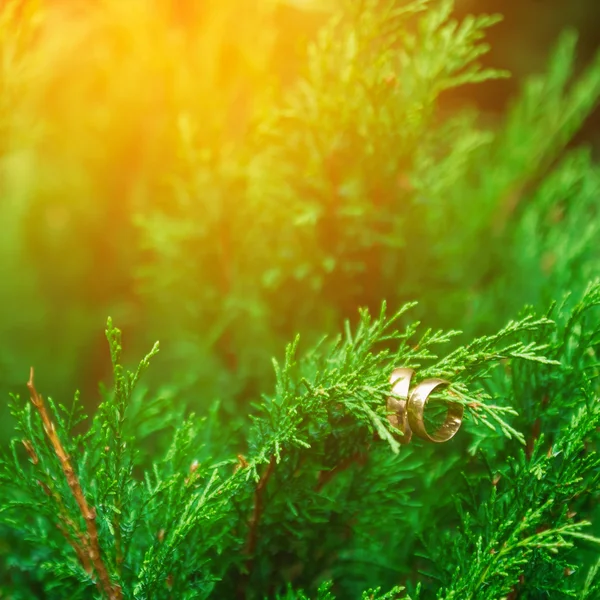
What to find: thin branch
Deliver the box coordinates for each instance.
[57,521,94,577]
[36,477,94,576]
[237,454,277,600]
[315,451,368,492]
[27,368,122,600]
[245,454,277,556]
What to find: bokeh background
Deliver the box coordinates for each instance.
[455,0,600,150]
[1,0,599,443]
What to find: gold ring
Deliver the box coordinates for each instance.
[387,368,414,444]
[407,378,463,443]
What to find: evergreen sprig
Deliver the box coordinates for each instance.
[1,1,600,599]
[0,298,579,598]
[423,282,600,599]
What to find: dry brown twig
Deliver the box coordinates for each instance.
[27,367,122,600]
[35,475,94,577]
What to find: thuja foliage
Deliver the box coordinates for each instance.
[1,0,599,416]
[1,0,600,598]
[1,283,600,598]
[132,0,600,391]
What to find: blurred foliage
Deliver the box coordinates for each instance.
[0,0,599,435]
[455,1,600,117]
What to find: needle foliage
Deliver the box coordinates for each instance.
[1,0,600,598]
[1,287,599,598]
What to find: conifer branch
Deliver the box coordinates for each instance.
[315,451,368,492]
[31,471,95,580]
[246,453,277,557]
[1,1,600,595]
[57,521,94,577]
[26,368,122,600]
[35,476,92,575]
[236,454,278,600]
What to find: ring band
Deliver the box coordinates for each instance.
[387,368,414,444]
[407,379,463,443]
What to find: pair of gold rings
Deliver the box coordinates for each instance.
[387,368,464,444]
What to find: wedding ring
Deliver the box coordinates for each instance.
[387,368,414,444]
[407,379,463,443]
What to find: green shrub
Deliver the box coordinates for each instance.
[1,1,599,597]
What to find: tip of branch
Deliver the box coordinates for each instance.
[27,367,42,407]
[27,366,35,390]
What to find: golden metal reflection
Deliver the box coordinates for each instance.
[387,368,414,444]
[387,369,464,444]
